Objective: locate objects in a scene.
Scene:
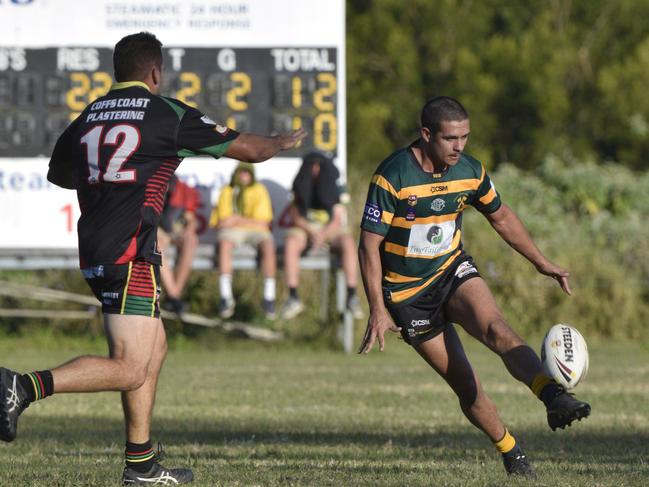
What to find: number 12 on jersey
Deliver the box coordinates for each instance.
[80,124,140,184]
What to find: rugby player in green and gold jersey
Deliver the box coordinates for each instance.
[358,96,590,477]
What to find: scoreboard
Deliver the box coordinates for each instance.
[0,46,339,158]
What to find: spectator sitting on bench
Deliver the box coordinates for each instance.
[280,151,362,320]
[211,162,277,320]
[158,176,201,316]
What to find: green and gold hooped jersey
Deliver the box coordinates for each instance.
[361,145,501,305]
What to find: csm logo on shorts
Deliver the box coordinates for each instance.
[364,202,382,223]
[410,319,430,327]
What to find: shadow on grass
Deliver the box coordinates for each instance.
[15,415,649,468]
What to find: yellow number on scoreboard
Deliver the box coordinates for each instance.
[227,72,251,111]
[291,76,302,108]
[176,72,201,108]
[314,113,337,151]
[66,72,111,120]
[313,73,336,112]
[66,72,90,113]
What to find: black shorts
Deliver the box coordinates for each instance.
[386,254,480,346]
[82,260,161,317]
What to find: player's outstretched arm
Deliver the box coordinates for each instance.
[224,129,307,163]
[358,230,401,353]
[485,203,571,295]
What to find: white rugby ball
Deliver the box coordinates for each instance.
[541,324,589,390]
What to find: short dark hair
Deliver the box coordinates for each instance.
[113,32,163,82]
[420,96,469,133]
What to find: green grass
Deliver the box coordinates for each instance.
[0,332,647,486]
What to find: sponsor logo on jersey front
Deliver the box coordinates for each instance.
[455,193,469,210]
[364,202,382,223]
[430,198,445,211]
[406,207,416,221]
[430,185,448,193]
[407,221,455,257]
[427,225,443,244]
[407,194,417,206]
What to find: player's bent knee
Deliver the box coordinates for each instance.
[452,379,479,405]
[121,364,149,390]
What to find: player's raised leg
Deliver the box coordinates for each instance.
[414,325,534,477]
[0,314,160,442]
[445,277,591,430]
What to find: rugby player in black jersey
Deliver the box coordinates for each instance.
[0,32,305,485]
[358,96,590,477]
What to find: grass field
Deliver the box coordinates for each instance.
[0,331,647,486]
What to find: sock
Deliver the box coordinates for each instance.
[531,372,564,407]
[219,274,233,301]
[493,428,516,454]
[20,370,54,402]
[263,277,276,302]
[125,440,155,473]
[347,286,357,299]
[289,287,299,299]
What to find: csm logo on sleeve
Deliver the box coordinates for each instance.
[364,203,382,223]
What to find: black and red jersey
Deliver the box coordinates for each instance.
[48,81,238,267]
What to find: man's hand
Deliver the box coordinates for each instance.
[536,261,571,295]
[224,128,308,162]
[358,309,401,354]
[277,128,307,150]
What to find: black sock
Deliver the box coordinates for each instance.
[20,370,54,402]
[347,287,356,299]
[540,382,565,407]
[125,440,155,473]
[289,287,299,299]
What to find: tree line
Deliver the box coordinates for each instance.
[346,0,649,173]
